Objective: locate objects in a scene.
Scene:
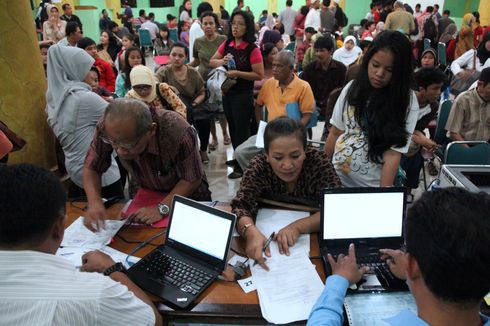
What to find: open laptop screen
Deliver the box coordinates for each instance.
[167,200,233,260]
[323,191,404,240]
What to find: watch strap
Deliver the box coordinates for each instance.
[103,262,126,276]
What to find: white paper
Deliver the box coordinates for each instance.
[56,246,140,269]
[61,216,125,249]
[255,208,310,257]
[255,120,268,148]
[251,253,324,324]
[237,276,256,293]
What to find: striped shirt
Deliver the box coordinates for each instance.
[0,250,155,326]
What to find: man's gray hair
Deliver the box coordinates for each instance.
[104,98,152,136]
[277,50,295,69]
[394,1,404,9]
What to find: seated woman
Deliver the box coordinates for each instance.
[155,42,211,163]
[42,4,66,43]
[332,35,362,67]
[115,46,145,98]
[126,65,187,119]
[46,45,123,199]
[154,25,175,57]
[232,117,341,268]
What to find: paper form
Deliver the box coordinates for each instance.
[255,121,267,148]
[56,246,140,269]
[61,216,125,249]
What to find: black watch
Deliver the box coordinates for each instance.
[103,262,127,276]
[157,203,170,216]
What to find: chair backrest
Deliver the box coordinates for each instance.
[423,38,431,50]
[285,41,295,52]
[169,28,178,43]
[434,99,452,147]
[437,42,446,66]
[444,141,490,165]
[139,29,152,47]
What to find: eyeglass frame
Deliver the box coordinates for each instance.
[100,130,148,151]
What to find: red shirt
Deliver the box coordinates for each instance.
[94,58,116,92]
[217,40,262,65]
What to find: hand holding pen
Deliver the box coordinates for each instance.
[252,232,275,269]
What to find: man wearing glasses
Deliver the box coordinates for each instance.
[83,99,211,231]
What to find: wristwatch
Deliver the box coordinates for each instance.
[103,262,126,276]
[157,203,170,216]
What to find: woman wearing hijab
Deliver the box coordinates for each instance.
[258,15,276,44]
[439,23,457,45]
[42,4,67,43]
[332,35,362,67]
[455,13,475,59]
[46,45,123,198]
[126,65,187,119]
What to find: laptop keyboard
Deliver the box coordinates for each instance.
[138,251,213,295]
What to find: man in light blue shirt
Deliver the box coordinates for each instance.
[308,188,490,326]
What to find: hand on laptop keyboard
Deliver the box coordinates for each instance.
[379,248,408,280]
[327,244,370,285]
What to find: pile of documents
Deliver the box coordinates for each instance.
[56,216,140,268]
[249,209,325,324]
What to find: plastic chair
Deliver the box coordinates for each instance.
[285,41,296,52]
[423,38,431,50]
[169,28,178,43]
[434,99,452,160]
[138,29,153,53]
[444,141,490,165]
[437,42,446,66]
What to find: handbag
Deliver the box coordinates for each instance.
[0,120,26,151]
[450,50,481,96]
[220,77,237,94]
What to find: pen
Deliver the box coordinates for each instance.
[253,232,275,266]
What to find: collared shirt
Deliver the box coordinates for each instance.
[189,20,204,60]
[0,250,154,326]
[307,275,490,326]
[385,10,415,34]
[84,109,211,200]
[446,88,490,141]
[301,59,346,109]
[256,74,315,122]
[140,20,159,40]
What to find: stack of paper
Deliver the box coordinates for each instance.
[250,209,324,324]
[57,216,140,268]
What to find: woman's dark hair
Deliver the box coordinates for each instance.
[101,9,107,15]
[179,0,192,19]
[300,5,309,16]
[228,10,256,43]
[77,37,96,49]
[260,42,276,59]
[123,46,146,89]
[98,30,121,61]
[347,30,413,163]
[170,41,189,58]
[157,24,169,39]
[264,117,307,153]
[200,11,220,28]
[477,31,490,64]
[122,33,135,42]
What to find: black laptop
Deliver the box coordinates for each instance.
[127,195,236,309]
[319,187,408,292]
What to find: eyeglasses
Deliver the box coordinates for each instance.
[133,85,152,92]
[100,132,147,151]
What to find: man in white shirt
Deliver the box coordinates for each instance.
[278,0,297,40]
[0,164,162,326]
[141,12,160,40]
[189,2,213,60]
[305,0,321,30]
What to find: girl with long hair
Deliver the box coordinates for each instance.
[325,30,418,187]
[115,46,145,98]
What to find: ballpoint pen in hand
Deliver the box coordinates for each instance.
[253,232,275,267]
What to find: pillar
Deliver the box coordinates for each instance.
[479,0,489,27]
[0,0,55,167]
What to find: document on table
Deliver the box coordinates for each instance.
[255,208,310,256]
[344,292,417,326]
[56,246,140,269]
[61,216,125,249]
[250,208,322,324]
[251,253,324,324]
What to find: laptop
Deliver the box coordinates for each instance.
[319,187,408,292]
[127,195,236,309]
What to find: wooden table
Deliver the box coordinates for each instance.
[65,201,327,325]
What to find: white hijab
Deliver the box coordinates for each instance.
[46,45,94,131]
[332,35,362,66]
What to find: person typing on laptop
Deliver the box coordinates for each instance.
[307,187,490,326]
[0,164,162,326]
[232,117,341,269]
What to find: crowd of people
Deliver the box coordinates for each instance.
[0,0,488,324]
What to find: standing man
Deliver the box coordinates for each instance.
[279,0,298,41]
[385,1,415,36]
[319,0,335,34]
[301,36,346,122]
[233,0,244,14]
[438,10,455,40]
[329,0,348,30]
[140,13,159,41]
[61,3,83,33]
[0,164,162,326]
[305,0,321,31]
[83,99,211,230]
